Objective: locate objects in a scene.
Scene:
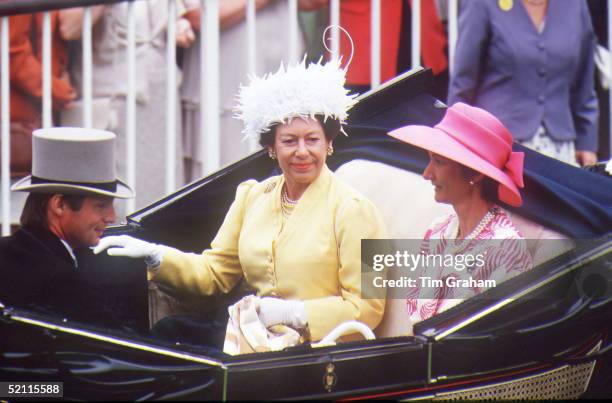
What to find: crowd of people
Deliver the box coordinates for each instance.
[0,0,609,353]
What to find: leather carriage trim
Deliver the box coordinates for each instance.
[7,315,226,368]
[430,240,612,341]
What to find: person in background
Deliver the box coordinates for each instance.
[0,128,134,328]
[180,0,320,181]
[297,0,403,94]
[389,103,532,328]
[7,12,76,177]
[59,1,189,217]
[586,0,611,162]
[3,13,77,225]
[95,59,387,348]
[336,0,403,93]
[397,0,448,102]
[448,0,599,166]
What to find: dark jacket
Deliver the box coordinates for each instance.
[0,226,142,330]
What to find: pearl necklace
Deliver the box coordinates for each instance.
[281,185,298,217]
[450,207,499,254]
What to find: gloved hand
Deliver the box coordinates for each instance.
[257,297,307,329]
[93,235,166,267]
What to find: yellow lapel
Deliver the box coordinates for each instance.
[277,165,332,241]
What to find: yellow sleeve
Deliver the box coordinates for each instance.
[150,180,257,296]
[304,197,387,341]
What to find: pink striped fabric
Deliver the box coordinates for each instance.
[407,208,533,323]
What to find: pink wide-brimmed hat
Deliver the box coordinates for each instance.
[388,102,525,207]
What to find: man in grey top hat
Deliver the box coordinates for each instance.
[0,128,137,328]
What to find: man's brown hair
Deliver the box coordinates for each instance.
[20,193,86,228]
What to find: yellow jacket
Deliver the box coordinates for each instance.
[152,166,387,341]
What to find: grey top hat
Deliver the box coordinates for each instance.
[11,127,134,199]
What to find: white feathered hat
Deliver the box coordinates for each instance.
[235,58,358,141]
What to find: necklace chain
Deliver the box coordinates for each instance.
[451,207,499,254]
[281,185,298,217]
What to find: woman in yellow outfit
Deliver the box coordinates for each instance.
[95,59,387,345]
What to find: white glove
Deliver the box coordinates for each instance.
[93,235,166,267]
[257,297,307,329]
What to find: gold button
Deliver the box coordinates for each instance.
[498,0,512,12]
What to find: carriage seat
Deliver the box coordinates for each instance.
[333,160,574,339]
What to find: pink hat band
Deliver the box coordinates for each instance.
[436,105,525,189]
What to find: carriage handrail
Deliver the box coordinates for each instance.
[313,320,376,348]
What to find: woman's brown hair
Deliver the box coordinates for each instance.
[258,115,341,148]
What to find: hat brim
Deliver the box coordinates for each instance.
[388,125,522,207]
[11,176,134,199]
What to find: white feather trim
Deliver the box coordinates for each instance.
[234,59,358,140]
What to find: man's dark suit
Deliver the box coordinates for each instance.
[0,225,147,331]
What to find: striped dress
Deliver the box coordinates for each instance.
[407,207,533,323]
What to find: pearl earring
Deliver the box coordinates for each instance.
[327,145,334,156]
[268,150,277,160]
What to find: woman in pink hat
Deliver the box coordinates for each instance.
[388,102,533,324]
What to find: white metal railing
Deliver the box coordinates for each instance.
[126,0,136,214]
[246,0,258,152]
[82,6,93,128]
[166,0,177,194]
[609,0,612,161]
[202,0,220,176]
[330,0,340,61]
[42,11,52,129]
[448,0,458,74]
[371,0,381,87]
[289,0,299,64]
[1,16,10,235]
[411,0,421,70]
[1,0,611,233]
